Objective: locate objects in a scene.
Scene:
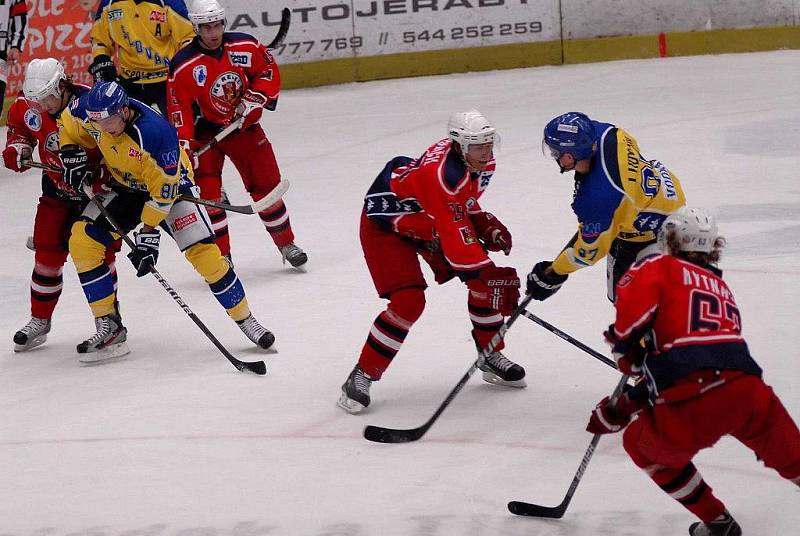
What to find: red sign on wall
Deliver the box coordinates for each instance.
[6,0,97,99]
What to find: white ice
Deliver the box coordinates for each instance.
[1,50,798,535]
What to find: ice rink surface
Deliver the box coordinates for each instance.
[1,50,798,535]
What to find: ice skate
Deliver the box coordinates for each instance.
[280,243,308,270]
[237,314,275,349]
[77,314,130,364]
[478,351,527,388]
[337,365,373,414]
[13,317,51,352]
[689,511,742,536]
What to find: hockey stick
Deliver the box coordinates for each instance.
[507,373,629,518]
[521,310,618,370]
[81,185,266,375]
[22,159,289,215]
[194,117,244,157]
[363,294,533,444]
[266,8,291,49]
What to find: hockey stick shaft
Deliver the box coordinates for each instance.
[84,188,266,375]
[22,160,288,215]
[363,295,533,443]
[266,8,291,49]
[522,310,618,370]
[194,117,243,157]
[508,374,629,518]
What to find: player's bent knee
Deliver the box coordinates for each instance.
[389,287,426,324]
[68,221,111,273]
[185,242,229,283]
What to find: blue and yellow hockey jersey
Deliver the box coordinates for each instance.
[58,97,195,228]
[92,0,195,83]
[552,122,686,275]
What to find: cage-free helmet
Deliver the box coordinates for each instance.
[542,112,597,161]
[659,206,719,254]
[188,0,226,30]
[85,81,129,120]
[23,58,67,102]
[447,109,496,153]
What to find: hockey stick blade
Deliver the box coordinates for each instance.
[363,296,533,444]
[250,179,290,212]
[235,358,267,375]
[363,423,428,443]
[507,500,566,518]
[267,8,291,49]
[507,376,628,519]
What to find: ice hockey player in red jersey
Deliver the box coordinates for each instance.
[166,0,307,269]
[337,110,523,414]
[586,207,800,536]
[4,58,118,351]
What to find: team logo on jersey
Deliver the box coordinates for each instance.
[633,212,667,232]
[44,132,60,153]
[192,65,207,87]
[209,71,243,113]
[108,9,123,21]
[24,108,42,131]
[617,273,633,288]
[465,197,476,210]
[128,147,142,160]
[228,52,252,67]
[149,10,166,22]
[459,226,477,245]
[160,149,179,170]
[86,128,102,143]
[171,111,183,128]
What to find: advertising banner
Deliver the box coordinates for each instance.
[6,0,96,100]
[227,0,560,64]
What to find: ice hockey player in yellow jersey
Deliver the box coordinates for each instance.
[59,81,274,362]
[90,0,194,113]
[526,112,686,302]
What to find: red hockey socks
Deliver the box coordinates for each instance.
[357,288,425,379]
[259,199,295,248]
[651,463,726,523]
[468,291,505,351]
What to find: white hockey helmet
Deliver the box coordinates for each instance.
[188,0,226,29]
[23,58,67,102]
[447,109,496,153]
[659,206,719,254]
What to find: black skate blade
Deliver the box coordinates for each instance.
[236,359,267,375]
[507,500,566,518]
[363,424,426,443]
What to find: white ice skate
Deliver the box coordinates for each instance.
[280,243,308,271]
[478,351,527,388]
[77,314,130,364]
[13,317,51,352]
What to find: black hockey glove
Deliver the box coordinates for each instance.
[127,228,161,277]
[526,260,568,301]
[89,54,118,83]
[59,144,91,192]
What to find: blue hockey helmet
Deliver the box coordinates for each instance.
[542,112,597,161]
[85,81,129,121]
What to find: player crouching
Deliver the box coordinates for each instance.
[59,81,275,362]
[587,207,800,536]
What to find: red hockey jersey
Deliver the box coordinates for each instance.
[166,32,280,141]
[5,86,101,199]
[365,138,495,275]
[612,253,761,402]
